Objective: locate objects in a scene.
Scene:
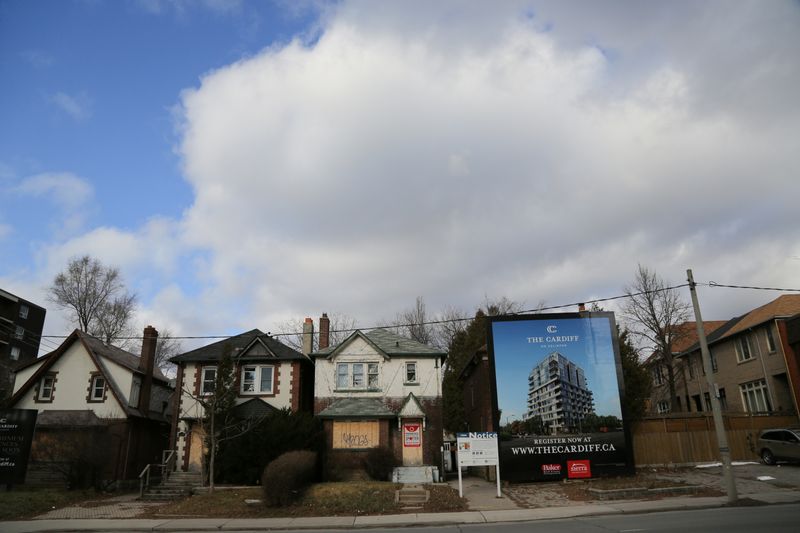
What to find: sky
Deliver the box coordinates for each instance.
[1,0,799,356]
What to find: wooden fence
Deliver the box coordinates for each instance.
[631,412,799,466]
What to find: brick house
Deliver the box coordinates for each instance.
[169,329,314,472]
[311,315,446,475]
[646,295,800,416]
[9,326,172,486]
[459,344,498,432]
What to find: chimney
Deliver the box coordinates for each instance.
[138,325,158,414]
[578,303,586,312]
[319,313,330,350]
[302,317,314,355]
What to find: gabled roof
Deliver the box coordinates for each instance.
[312,328,446,360]
[9,329,173,421]
[675,295,800,356]
[170,329,310,363]
[231,398,279,419]
[669,321,728,354]
[317,397,397,419]
[720,294,800,339]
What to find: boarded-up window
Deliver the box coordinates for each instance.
[332,421,380,449]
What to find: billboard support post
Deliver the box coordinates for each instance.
[687,269,738,504]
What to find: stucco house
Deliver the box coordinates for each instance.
[311,316,446,479]
[9,326,172,486]
[169,329,314,472]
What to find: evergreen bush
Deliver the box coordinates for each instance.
[261,450,317,507]
[363,446,397,481]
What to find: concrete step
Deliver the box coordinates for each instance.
[392,466,439,484]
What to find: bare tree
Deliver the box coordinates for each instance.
[622,264,691,412]
[383,296,435,345]
[48,255,137,346]
[153,328,183,377]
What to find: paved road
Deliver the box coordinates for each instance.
[204,503,800,533]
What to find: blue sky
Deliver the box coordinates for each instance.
[1,1,799,355]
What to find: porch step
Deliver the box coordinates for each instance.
[392,466,438,484]
[140,470,202,501]
[395,484,430,507]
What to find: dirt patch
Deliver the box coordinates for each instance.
[505,471,724,508]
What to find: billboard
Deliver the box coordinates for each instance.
[0,409,38,485]
[487,312,633,481]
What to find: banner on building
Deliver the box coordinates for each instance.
[0,408,38,485]
[487,312,633,481]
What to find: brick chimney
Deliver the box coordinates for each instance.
[319,313,330,350]
[578,303,586,312]
[138,325,158,414]
[302,317,314,355]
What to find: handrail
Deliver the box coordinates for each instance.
[139,449,177,498]
[138,463,152,498]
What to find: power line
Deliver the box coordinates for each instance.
[35,280,800,344]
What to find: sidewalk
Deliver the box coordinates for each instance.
[3,465,800,532]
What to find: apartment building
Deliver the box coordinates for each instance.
[526,351,594,433]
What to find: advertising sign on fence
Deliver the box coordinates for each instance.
[0,409,38,485]
[487,312,633,481]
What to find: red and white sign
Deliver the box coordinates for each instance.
[403,424,421,447]
[541,463,562,475]
[567,460,591,479]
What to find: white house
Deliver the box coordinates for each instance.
[311,317,446,473]
[9,326,172,485]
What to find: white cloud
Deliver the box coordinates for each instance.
[16,172,93,210]
[49,91,92,121]
[0,223,12,240]
[170,1,799,330]
[11,1,799,343]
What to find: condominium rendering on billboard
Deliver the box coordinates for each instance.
[526,352,594,432]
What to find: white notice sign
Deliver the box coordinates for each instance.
[457,432,499,466]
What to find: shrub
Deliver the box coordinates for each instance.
[261,450,318,507]
[363,447,397,481]
[215,408,323,484]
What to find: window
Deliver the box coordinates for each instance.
[687,357,694,379]
[704,392,712,411]
[38,374,56,402]
[201,366,217,395]
[405,362,418,384]
[653,365,664,385]
[19,304,29,319]
[765,327,777,353]
[657,401,670,414]
[90,375,106,401]
[736,336,753,362]
[10,346,20,361]
[336,362,379,390]
[14,326,24,340]
[718,387,728,410]
[710,350,718,373]
[740,379,772,413]
[129,377,141,407]
[241,365,274,394]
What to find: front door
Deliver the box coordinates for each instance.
[402,420,423,466]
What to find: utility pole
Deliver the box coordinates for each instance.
[687,269,738,504]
